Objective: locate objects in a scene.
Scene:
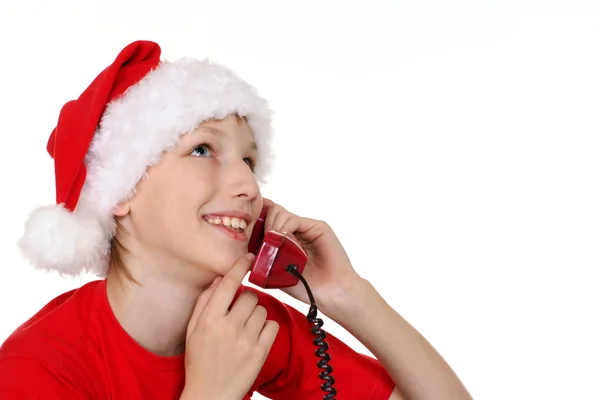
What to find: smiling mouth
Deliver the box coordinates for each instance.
[204,216,247,233]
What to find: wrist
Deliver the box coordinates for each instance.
[320,276,383,327]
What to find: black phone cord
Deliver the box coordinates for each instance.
[286,265,337,399]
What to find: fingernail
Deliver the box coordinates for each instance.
[245,253,256,261]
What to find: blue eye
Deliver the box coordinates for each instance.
[244,157,256,172]
[191,144,211,157]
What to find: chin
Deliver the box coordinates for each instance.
[196,226,251,273]
[202,248,248,276]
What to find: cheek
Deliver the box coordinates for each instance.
[156,182,204,220]
[160,168,218,226]
[179,167,217,204]
[134,163,217,225]
[129,183,176,232]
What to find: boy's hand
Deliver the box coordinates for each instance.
[261,198,363,315]
[182,253,279,399]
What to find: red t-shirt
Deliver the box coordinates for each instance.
[0,279,395,399]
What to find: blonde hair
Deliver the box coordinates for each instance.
[108,221,139,285]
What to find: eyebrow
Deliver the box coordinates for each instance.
[201,126,258,151]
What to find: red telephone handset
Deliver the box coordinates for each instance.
[248,208,337,397]
[247,207,307,288]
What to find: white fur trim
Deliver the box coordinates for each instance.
[19,58,274,277]
[18,204,109,276]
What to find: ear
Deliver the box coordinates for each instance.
[112,201,131,217]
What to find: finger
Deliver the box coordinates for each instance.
[244,304,268,338]
[279,217,301,236]
[271,211,294,233]
[186,276,222,339]
[227,290,259,326]
[257,320,280,352]
[261,198,276,208]
[273,215,315,249]
[264,204,285,231]
[262,202,325,245]
[205,253,255,317]
[284,217,329,246]
[283,232,304,250]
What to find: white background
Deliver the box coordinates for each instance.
[1,1,599,399]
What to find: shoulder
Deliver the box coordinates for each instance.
[0,356,88,399]
[0,280,101,374]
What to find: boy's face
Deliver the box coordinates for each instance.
[114,114,263,283]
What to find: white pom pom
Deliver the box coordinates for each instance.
[18,204,110,277]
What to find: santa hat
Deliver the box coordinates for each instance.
[18,40,274,277]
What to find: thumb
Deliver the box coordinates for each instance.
[186,276,222,341]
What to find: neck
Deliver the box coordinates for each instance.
[105,266,210,357]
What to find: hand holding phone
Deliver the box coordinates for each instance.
[247,208,307,289]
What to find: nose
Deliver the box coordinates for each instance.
[222,159,260,200]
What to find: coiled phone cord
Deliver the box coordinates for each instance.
[287,265,337,399]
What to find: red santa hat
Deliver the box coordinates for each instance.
[18,40,274,277]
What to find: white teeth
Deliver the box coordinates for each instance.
[207,216,247,231]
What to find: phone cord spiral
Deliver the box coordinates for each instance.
[287,265,337,400]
